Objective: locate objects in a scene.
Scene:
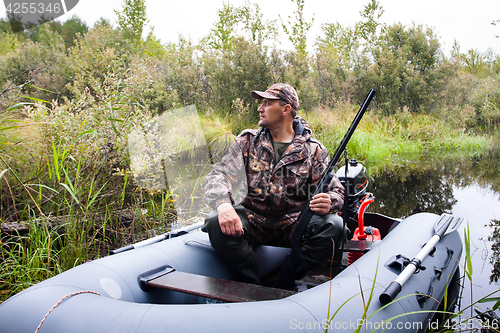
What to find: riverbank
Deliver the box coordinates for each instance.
[305,105,494,174]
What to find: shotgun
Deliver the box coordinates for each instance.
[274,89,376,290]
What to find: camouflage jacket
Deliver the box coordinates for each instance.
[205,117,344,245]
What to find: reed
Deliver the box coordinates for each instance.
[0,208,64,299]
[304,106,493,174]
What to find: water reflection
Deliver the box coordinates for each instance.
[367,150,500,217]
[368,168,456,218]
[488,219,500,284]
[362,150,500,303]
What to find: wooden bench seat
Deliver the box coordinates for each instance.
[139,266,296,302]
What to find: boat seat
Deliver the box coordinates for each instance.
[139,265,296,302]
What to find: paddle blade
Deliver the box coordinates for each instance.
[434,214,463,238]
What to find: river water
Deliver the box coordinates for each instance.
[365,150,500,318]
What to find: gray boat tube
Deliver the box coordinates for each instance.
[379,214,463,305]
[0,212,462,333]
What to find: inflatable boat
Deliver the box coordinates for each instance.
[0,209,463,332]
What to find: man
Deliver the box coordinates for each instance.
[203,83,344,289]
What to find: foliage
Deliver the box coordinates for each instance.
[115,0,148,42]
[0,15,88,50]
[200,1,278,52]
[280,0,314,57]
[0,31,21,55]
[238,1,278,46]
[357,0,385,41]
[0,0,496,218]
[362,23,443,114]
[313,0,384,107]
[492,19,499,39]
[29,15,89,49]
[201,37,283,118]
[201,3,240,52]
[0,28,66,108]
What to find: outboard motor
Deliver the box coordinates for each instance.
[336,159,381,265]
[336,159,370,230]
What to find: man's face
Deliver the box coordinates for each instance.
[257,98,286,130]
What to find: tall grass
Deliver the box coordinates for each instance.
[0,104,174,302]
[305,105,493,174]
[1,208,63,298]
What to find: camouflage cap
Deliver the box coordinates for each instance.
[251,83,300,111]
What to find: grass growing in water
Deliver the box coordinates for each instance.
[1,209,63,297]
[305,106,493,174]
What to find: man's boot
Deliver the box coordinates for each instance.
[273,256,313,291]
[229,254,261,285]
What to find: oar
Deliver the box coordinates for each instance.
[111,221,204,254]
[379,213,463,305]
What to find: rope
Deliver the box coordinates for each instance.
[35,290,101,333]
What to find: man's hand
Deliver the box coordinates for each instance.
[309,193,331,215]
[217,203,244,237]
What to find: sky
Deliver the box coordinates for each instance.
[1,0,499,56]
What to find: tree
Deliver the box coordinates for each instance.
[238,1,278,46]
[200,37,278,116]
[115,0,148,41]
[201,1,278,52]
[280,0,314,57]
[364,23,443,114]
[201,2,239,52]
[314,22,358,105]
[452,42,490,76]
[316,22,357,69]
[314,0,386,105]
[61,15,88,48]
[28,15,89,49]
[356,0,385,42]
